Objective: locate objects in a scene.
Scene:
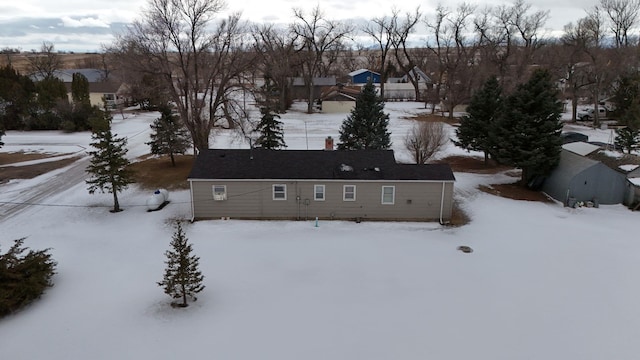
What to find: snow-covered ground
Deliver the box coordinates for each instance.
[1,102,639,360]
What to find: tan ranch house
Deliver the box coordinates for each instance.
[187,147,455,223]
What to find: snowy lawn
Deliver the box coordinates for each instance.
[1,102,639,359]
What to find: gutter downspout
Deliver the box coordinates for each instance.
[439,182,446,225]
[189,179,195,222]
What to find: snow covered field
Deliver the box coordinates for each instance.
[1,102,639,359]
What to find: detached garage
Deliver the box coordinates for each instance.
[543,143,627,205]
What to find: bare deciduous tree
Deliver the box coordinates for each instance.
[362,11,398,98]
[472,1,548,93]
[561,19,597,120]
[27,42,61,79]
[291,6,353,114]
[426,3,477,118]
[391,7,423,101]
[405,121,448,164]
[252,24,298,112]
[111,0,253,152]
[601,0,640,47]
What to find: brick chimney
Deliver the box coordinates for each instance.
[324,136,334,150]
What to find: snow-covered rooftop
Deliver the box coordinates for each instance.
[562,141,601,156]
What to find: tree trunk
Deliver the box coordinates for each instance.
[170,153,176,167]
[520,168,529,187]
[112,186,120,213]
[307,80,314,114]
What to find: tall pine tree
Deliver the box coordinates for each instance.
[454,76,503,164]
[254,106,286,149]
[86,111,135,212]
[613,73,640,154]
[71,73,90,107]
[338,82,391,150]
[147,105,191,166]
[490,69,563,187]
[158,221,205,308]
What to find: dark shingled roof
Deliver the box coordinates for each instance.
[188,149,455,182]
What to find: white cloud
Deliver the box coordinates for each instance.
[60,16,110,28]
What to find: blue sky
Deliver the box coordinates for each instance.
[0,0,599,53]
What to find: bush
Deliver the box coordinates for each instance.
[0,238,56,317]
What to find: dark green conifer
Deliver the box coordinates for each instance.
[158,222,205,308]
[338,82,391,150]
[86,110,134,212]
[0,238,56,317]
[490,69,563,187]
[454,76,503,164]
[147,105,191,165]
[254,106,286,149]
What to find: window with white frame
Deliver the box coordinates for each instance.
[212,185,227,201]
[273,184,287,200]
[314,185,325,201]
[381,186,395,204]
[343,185,356,201]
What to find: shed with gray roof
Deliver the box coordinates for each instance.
[188,149,455,222]
[542,146,627,205]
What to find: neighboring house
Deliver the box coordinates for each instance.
[400,66,432,86]
[32,68,123,109]
[188,147,455,223]
[348,69,381,84]
[319,85,361,113]
[290,77,337,101]
[542,142,628,205]
[386,67,433,101]
[64,81,124,109]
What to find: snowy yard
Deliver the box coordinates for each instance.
[1,102,639,359]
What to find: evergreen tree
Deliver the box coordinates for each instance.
[0,238,56,318]
[611,71,640,118]
[490,69,563,187]
[71,73,90,107]
[454,76,503,164]
[35,76,67,111]
[254,106,286,149]
[610,72,640,154]
[146,105,191,166]
[615,127,640,154]
[86,111,135,212]
[158,222,205,308]
[338,82,391,150]
[0,65,36,130]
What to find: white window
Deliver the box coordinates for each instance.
[314,185,325,201]
[343,185,356,201]
[212,185,227,201]
[273,184,287,200]
[381,186,395,204]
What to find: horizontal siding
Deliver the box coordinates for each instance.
[191,180,453,222]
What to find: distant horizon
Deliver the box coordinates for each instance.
[0,0,602,53]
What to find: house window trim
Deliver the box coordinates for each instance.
[314,184,325,201]
[343,185,356,201]
[381,186,395,205]
[272,184,287,201]
[212,185,227,201]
